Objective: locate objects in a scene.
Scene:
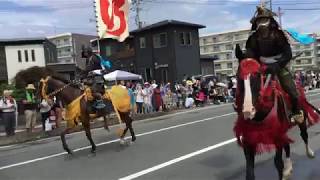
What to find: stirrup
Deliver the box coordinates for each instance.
[290,110,304,124]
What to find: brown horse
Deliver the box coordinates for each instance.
[15,66,136,154]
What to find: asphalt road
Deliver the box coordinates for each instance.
[1,91,320,180]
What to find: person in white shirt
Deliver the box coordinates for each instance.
[142,82,153,113]
[39,99,52,131]
[135,84,144,114]
[185,94,195,109]
[0,90,17,136]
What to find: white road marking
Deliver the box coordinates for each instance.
[3,92,320,147]
[2,103,233,146]
[119,138,237,180]
[0,112,236,171]
[0,145,15,149]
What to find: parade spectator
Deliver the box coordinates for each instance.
[23,84,38,133]
[51,96,63,128]
[135,84,144,114]
[0,90,17,136]
[143,82,153,113]
[152,85,162,112]
[39,98,51,131]
[127,82,136,114]
[176,90,183,108]
[185,94,194,108]
[195,89,205,107]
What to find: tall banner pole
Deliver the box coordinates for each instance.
[93,0,101,54]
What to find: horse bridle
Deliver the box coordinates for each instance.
[40,76,73,100]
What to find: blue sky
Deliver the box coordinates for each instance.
[0,0,319,38]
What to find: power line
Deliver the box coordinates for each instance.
[283,8,320,10]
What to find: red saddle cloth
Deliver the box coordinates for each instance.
[234,82,293,154]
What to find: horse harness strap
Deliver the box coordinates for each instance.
[40,76,73,100]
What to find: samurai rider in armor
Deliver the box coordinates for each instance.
[82,47,112,111]
[243,6,304,123]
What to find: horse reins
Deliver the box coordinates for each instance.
[40,76,73,100]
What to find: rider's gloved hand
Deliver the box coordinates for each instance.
[265,63,280,75]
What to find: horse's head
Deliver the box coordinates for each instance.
[39,76,51,100]
[237,58,262,120]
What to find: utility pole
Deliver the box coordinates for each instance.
[278,7,284,28]
[135,0,142,28]
[269,0,272,11]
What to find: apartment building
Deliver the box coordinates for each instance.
[47,33,96,79]
[200,30,320,76]
[200,29,250,77]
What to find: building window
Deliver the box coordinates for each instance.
[179,32,192,45]
[227,63,233,68]
[226,53,232,59]
[304,45,311,49]
[213,55,220,60]
[215,63,221,69]
[213,45,220,52]
[307,59,312,64]
[64,38,69,44]
[140,37,146,48]
[179,33,185,45]
[31,49,35,62]
[203,47,207,53]
[226,44,232,50]
[186,32,192,45]
[234,34,240,40]
[203,38,207,44]
[105,46,112,56]
[212,37,217,43]
[225,35,232,41]
[24,50,29,62]
[153,33,167,48]
[304,51,312,57]
[17,50,22,62]
[296,60,301,65]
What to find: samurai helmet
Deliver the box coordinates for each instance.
[250,6,277,24]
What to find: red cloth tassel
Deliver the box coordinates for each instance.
[234,95,293,154]
[239,59,261,80]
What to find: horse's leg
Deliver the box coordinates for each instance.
[61,127,74,154]
[243,146,255,180]
[126,114,136,142]
[283,144,293,179]
[83,119,96,153]
[274,147,284,180]
[299,119,315,158]
[103,116,110,131]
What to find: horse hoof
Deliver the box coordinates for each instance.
[120,139,126,145]
[66,149,73,155]
[307,148,315,159]
[283,158,293,179]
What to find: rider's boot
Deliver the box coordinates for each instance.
[290,97,304,124]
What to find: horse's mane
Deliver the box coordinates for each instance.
[14,66,70,88]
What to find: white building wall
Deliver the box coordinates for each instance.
[5,44,46,82]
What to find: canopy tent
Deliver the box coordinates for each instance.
[103,70,142,81]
